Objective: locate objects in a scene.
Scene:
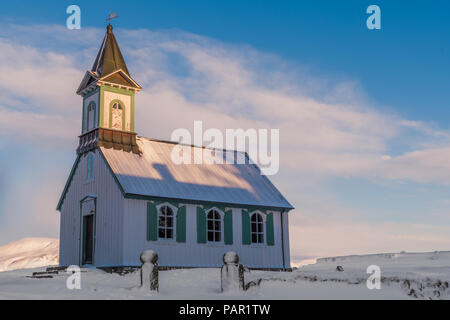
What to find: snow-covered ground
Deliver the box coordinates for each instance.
[0,238,448,299]
[0,238,58,272]
[0,266,411,300]
[298,251,450,299]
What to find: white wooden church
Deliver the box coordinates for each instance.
[57,23,294,270]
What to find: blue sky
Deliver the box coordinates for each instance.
[2,0,449,126]
[0,1,449,258]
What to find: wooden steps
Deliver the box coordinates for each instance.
[27,266,68,279]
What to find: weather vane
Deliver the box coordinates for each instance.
[106,9,119,25]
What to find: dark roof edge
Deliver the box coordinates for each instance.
[124,193,295,211]
[57,148,127,212]
[56,154,81,211]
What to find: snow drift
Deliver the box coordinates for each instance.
[0,238,59,272]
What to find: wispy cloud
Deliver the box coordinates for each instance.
[1,24,449,184]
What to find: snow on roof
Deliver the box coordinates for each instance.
[100,137,293,210]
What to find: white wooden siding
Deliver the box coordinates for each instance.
[281,212,291,268]
[59,149,125,267]
[122,199,289,268]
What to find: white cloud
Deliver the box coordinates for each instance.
[0,106,79,141]
[379,147,450,184]
[121,28,450,184]
[1,24,448,185]
[0,40,82,113]
[0,24,449,256]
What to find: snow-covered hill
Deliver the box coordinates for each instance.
[0,238,59,272]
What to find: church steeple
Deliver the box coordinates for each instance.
[91,24,130,78]
[76,22,141,155]
[77,24,141,95]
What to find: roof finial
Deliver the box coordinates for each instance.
[106,8,119,26]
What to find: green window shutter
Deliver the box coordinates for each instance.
[266,213,275,246]
[242,209,251,245]
[147,202,157,241]
[224,209,233,245]
[197,206,206,243]
[176,206,186,243]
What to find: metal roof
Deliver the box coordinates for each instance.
[100,137,294,210]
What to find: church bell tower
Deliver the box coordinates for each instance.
[76,23,142,155]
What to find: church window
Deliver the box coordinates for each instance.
[87,153,94,181]
[251,212,264,244]
[158,205,174,239]
[87,102,96,131]
[111,102,124,130]
[207,209,222,242]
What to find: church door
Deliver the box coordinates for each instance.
[82,214,94,265]
[81,197,96,265]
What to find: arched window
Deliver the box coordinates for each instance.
[111,102,123,130]
[87,102,96,131]
[158,205,174,239]
[251,213,264,244]
[86,153,94,181]
[207,209,222,242]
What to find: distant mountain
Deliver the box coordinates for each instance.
[0,238,59,272]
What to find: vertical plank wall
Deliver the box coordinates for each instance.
[123,200,290,269]
[59,149,124,266]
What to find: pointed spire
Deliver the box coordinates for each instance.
[91,24,130,77]
[77,23,141,95]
